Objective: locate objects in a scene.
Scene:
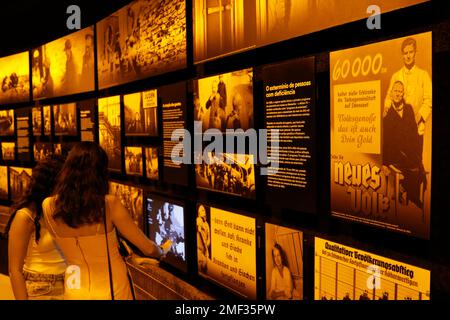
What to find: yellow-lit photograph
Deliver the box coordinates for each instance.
[0,110,14,136]
[0,52,30,104]
[145,147,159,180]
[97,0,186,89]
[1,143,15,161]
[9,167,32,201]
[125,146,143,176]
[32,26,95,99]
[98,96,122,171]
[0,166,8,200]
[314,238,430,300]
[109,181,144,231]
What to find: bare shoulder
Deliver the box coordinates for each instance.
[42,196,57,210]
[105,194,119,205]
[16,207,36,222]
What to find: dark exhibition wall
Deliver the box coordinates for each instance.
[0,0,450,300]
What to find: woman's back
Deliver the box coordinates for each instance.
[42,195,132,300]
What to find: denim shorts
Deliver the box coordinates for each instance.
[24,271,65,300]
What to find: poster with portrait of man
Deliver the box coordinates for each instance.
[195,68,254,132]
[330,32,432,239]
[124,89,158,136]
[0,52,30,104]
[53,103,78,136]
[265,223,303,300]
[32,26,95,100]
[0,110,14,136]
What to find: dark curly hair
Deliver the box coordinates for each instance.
[6,157,65,242]
[53,142,109,228]
[272,243,290,269]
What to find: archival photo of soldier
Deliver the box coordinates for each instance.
[0,52,30,104]
[145,147,159,180]
[1,142,15,161]
[33,143,53,161]
[0,166,8,200]
[125,146,143,176]
[98,96,122,171]
[96,0,187,89]
[32,107,42,136]
[195,152,256,199]
[32,26,95,100]
[43,106,52,136]
[196,68,254,132]
[9,167,32,201]
[0,109,14,136]
[124,89,158,136]
[109,181,144,231]
[53,103,77,136]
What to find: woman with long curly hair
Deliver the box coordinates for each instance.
[7,157,66,300]
[42,142,163,300]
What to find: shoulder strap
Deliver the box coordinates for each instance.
[103,201,115,301]
[42,199,59,238]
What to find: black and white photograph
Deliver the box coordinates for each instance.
[96,0,187,89]
[0,166,8,200]
[1,142,15,161]
[195,68,254,132]
[195,152,256,199]
[53,103,77,136]
[146,197,186,271]
[145,147,159,180]
[9,167,32,201]
[125,146,143,176]
[33,143,53,161]
[109,181,144,231]
[124,90,158,136]
[265,223,303,300]
[0,110,14,136]
[98,96,122,171]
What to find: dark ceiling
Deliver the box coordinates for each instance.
[0,0,133,57]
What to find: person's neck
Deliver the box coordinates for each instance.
[405,63,415,71]
[393,101,404,112]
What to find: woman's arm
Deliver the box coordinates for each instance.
[108,195,163,259]
[8,210,34,300]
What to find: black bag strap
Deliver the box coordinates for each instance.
[103,205,115,301]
